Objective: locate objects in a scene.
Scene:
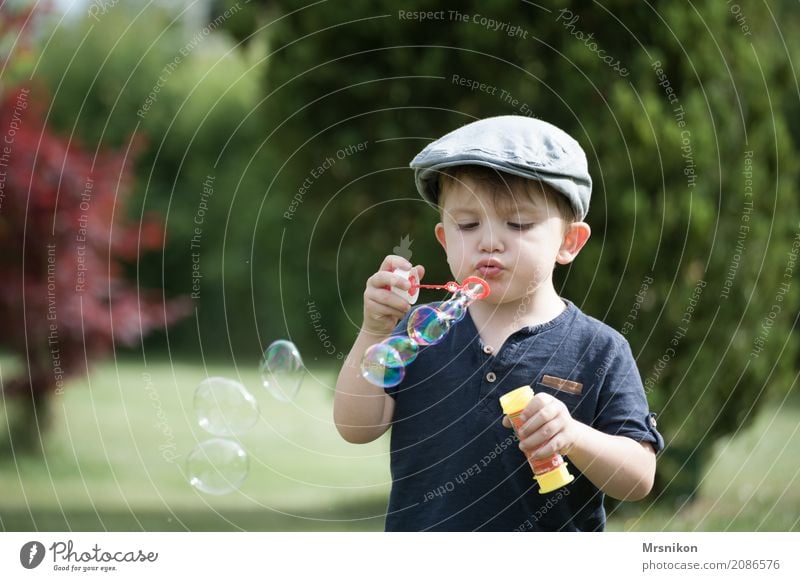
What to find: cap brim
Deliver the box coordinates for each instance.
[414,159,588,220]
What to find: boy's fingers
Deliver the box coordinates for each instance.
[501,415,511,429]
[519,430,553,455]
[369,271,411,291]
[518,393,554,424]
[531,435,565,459]
[519,404,562,438]
[364,298,408,321]
[525,440,553,459]
[532,443,556,460]
[530,392,554,410]
[380,254,413,273]
[413,264,426,281]
[364,287,412,314]
[519,412,546,438]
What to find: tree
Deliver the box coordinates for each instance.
[32,2,274,360]
[0,83,189,452]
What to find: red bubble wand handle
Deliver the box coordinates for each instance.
[409,275,491,299]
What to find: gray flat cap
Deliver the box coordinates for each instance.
[410,115,591,220]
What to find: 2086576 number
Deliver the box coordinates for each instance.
[729,559,780,570]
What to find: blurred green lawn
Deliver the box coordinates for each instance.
[1,360,798,531]
[0,360,390,531]
[609,390,800,532]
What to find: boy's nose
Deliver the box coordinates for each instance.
[478,227,504,253]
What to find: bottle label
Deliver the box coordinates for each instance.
[509,412,565,475]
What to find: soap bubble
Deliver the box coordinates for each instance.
[383,335,418,366]
[194,377,259,437]
[260,340,305,402]
[361,343,405,388]
[438,295,469,323]
[186,438,249,495]
[407,305,451,346]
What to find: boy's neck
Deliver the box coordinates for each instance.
[468,284,566,347]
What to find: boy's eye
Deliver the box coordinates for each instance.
[508,222,534,231]
[457,222,479,231]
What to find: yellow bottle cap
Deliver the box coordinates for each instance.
[535,463,575,494]
[499,385,534,415]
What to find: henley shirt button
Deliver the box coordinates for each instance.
[483,345,493,354]
[485,372,496,383]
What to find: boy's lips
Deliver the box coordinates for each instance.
[476,259,504,278]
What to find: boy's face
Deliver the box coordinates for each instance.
[434,176,589,306]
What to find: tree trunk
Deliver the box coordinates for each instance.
[1,378,53,457]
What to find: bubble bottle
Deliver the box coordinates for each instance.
[499,385,575,494]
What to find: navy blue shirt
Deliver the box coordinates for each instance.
[384,299,663,532]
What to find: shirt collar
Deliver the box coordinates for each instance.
[462,298,576,340]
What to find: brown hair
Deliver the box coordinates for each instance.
[437,165,577,224]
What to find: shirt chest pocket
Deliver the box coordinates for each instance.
[534,374,587,416]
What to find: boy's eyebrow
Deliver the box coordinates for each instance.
[446,201,543,218]
[496,202,542,218]
[448,207,480,216]
[443,203,482,217]
[509,193,562,214]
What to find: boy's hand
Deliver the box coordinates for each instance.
[502,393,583,459]
[363,255,425,336]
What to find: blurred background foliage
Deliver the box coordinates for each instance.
[1,0,799,516]
[31,2,274,360]
[248,0,800,501]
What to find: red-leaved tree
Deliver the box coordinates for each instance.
[0,84,189,451]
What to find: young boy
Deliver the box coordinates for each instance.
[334,116,663,531]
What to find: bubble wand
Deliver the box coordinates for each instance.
[390,270,490,303]
[361,274,490,388]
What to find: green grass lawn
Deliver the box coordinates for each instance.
[609,393,800,531]
[0,360,391,531]
[1,359,798,531]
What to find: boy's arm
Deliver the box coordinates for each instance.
[507,393,656,500]
[555,422,655,501]
[334,255,423,444]
[334,329,396,444]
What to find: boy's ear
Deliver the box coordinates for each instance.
[556,222,591,265]
[434,222,447,250]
